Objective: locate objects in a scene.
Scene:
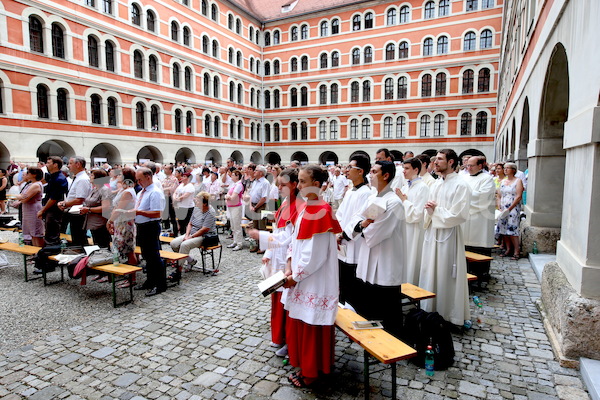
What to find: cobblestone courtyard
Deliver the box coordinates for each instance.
[0,231,591,400]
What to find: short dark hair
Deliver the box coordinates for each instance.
[91,169,108,180]
[122,167,136,186]
[376,148,394,161]
[27,166,44,181]
[301,164,328,186]
[47,156,63,169]
[438,149,460,171]
[403,157,422,171]
[375,160,395,183]
[349,154,370,183]
[415,154,430,168]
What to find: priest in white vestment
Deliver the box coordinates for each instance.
[419,149,472,326]
[462,156,496,249]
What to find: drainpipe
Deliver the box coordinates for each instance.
[260,23,265,164]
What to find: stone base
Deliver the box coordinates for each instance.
[540,262,600,367]
[520,218,561,256]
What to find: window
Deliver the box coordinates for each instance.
[291,122,298,140]
[386,43,395,60]
[319,85,327,105]
[201,0,207,15]
[273,30,280,44]
[463,69,474,93]
[435,72,446,96]
[421,74,432,97]
[330,84,338,104]
[351,82,359,102]
[480,29,493,49]
[461,113,472,135]
[175,109,182,133]
[423,38,433,56]
[437,36,448,54]
[482,0,494,9]
[228,14,234,30]
[273,60,280,74]
[149,55,158,82]
[264,61,270,75]
[171,22,179,41]
[464,31,476,51]
[300,87,308,106]
[250,88,255,106]
[434,114,444,136]
[352,48,360,65]
[105,41,115,71]
[131,4,141,25]
[212,40,218,57]
[274,123,280,141]
[319,121,327,140]
[365,12,373,29]
[133,50,143,78]
[37,85,48,118]
[330,121,338,139]
[396,116,406,138]
[397,76,408,99]
[331,51,340,67]
[57,89,68,121]
[364,47,372,63]
[203,74,210,95]
[52,24,65,58]
[439,0,449,16]
[204,115,211,135]
[213,76,219,98]
[136,102,145,129]
[88,36,99,67]
[264,32,273,48]
[184,67,192,91]
[301,56,308,71]
[291,27,298,41]
[424,1,435,19]
[320,21,328,37]
[478,68,490,92]
[238,120,244,139]
[173,64,180,88]
[183,27,191,46]
[350,119,358,139]
[86,0,95,7]
[103,0,112,14]
[237,51,242,67]
[384,78,394,99]
[399,5,410,23]
[320,53,328,68]
[476,111,487,134]
[214,116,220,137]
[291,57,298,72]
[249,26,254,41]
[151,105,159,130]
[265,124,271,142]
[361,119,370,139]
[237,84,243,103]
[363,81,371,101]
[383,117,392,138]
[399,41,409,59]
[291,88,298,107]
[352,15,361,31]
[300,24,308,40]
[147,11,155,32]
[301,122,308,140]
[30,17,44,53]
[211,4,218,21]
[466,0,478,11]
[107,97,117,126]
[274,89,280,108]
[387,9,397,25]
[202,36,209,53]
[331,19,340,34]
[264,90,271,108]
[420,115,430,136]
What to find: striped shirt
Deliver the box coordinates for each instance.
[189,206,217,236]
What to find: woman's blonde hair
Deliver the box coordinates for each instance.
[195,191,210,205]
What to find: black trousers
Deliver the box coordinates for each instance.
[163,196,179,236]
[339,260,359,306]
[353,280,403,339]
[44,207,63,246]
[91,225,112,248]
[136,220,166,291]
[176,207,193,235]
[63,213,87,247]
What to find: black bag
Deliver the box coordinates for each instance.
[403,309,455,370]
[201,233,220,248]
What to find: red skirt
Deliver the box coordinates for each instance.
[286,315,335,378]
[270,291,286,345]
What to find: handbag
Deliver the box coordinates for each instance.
[87,249,113,267]
[201,233,220,248]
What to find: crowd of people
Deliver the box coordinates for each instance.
[3,148,527,388]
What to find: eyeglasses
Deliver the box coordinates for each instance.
[349,166,362,171]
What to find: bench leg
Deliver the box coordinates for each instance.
[391,362,397,399]
[111,273,117,308]
[23,254,28,282]
[363,349,370,400]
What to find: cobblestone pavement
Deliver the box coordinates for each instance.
[0,231,591,400]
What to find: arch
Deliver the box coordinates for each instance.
[458,149,485,160]
[250,151,262,164]
[518,97,530,170]
[0,141,9,167]
[36,140,75,162]
[90,142,121,166]
[230,150,243,164]
[137,145,163,163]
[349,150,370,164]
[265,152,281,165]
[319,151,338,165]
[205,149,222,165]
[175,147,195,164]
[290,151,308,164]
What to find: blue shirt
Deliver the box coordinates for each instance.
[135,183,166,224]
[44,171,68,206]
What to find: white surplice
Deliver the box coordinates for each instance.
[419,172,471,326]
[259,222,294,292]
[401,178,430,285]
[356,187,405,286]
[462,172,496,248]
[336,184,371,264]
[421,172,436,187]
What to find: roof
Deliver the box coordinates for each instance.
[227,0,367,23]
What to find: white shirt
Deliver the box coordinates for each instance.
[462,171,496,248]
[336,183,371,264]
[66,170,91,202]
[174,182,195,208]
[331,175,348,200]
[250,177,270,204]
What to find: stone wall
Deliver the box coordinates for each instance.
[520,218,561,256]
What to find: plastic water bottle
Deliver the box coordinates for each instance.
[112,247,119,266]
[60,239,67,254]
[532,241,539,254]
[424,345,435,376]
[18,232,24,247]
[473,296,485,328]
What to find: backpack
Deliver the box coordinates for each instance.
[403,309,455,370]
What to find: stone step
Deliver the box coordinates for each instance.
[581,357,600,400]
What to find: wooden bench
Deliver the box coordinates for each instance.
[215,220,227,234]
[89,263,142,307]
[199,244,222,275]
[401,283,436,309]
[336,306,417,400]
[465,251,493,263]
[0,242,42,282]
[59,233,94,246]
[159,235,175,244]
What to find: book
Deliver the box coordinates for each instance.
[351,320,384,330]
[362,198,386,220]
[257,270,286,297]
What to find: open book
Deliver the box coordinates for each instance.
[362,197,386,220]
[257,270,286,297]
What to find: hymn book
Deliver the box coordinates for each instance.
[257,271,286,297]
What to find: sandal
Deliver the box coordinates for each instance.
[511,254,520,260]
[97,276,109,283]
[288,372,310,388]
[118,281,132,288]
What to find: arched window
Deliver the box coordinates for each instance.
[397,76,408,99]
[107,97,117,126]
[300,24,308,40]
[213,76,220,98]
[202,36,209,53]
[171,22,179,41]
[439,0,450,16]
[320,21,328,37]
[136,102,145,129]
[236,19,241,34]
[423,38,433,56]
[265,90,271,108]
[105,41,115,71]
[437,36,448,54]
[331,51,340,67]
[330,120,338,139]
[291,88,298,107]
[273,60,280,74]
[434,114,445,136]
[387,8,397,25]
[384,117,393,138]
[147,11,156,32]
[290,57,298,72]
[463,69,474,93]
[420,115,431,137]
[250,88,255,106]
[330,84,338,104]
[478,68,491,92]
[399,5,410,23]
[320,53,328,68]
[229,82,235,101]
[211,4,218,21]
[214,116,220,137]
[133,50,143,78]
[435,72,446,96]
[264,61,271,76]
[476,111,488,134]
[185,111,194,133]
[265,123,271,142]
[238,120,244,139]
[91,94,102,124]
[361,118,370,139]
[237,83,243,103]
[183,27,191,46]
[300,87,308,106]
[319,120,327,140]
[57,89,68,121]
[421,74,432,97]
[203,73,210,95]
[290,26,298,41]
[364,47,373,63]
[386,43,395,60]
[424,1,435,18]
[212,40,219,57]
[301,56,308,71]
[363,81,371,101]
[51,24,65,58]
[249,26,254,41]
[37,84,49,118]
[480,29,493,49]
[237,51,242,67]
[464,31,476,51]
[352,15,361,31]
[174,109,182,133]
[301,122,308,140]
[273,123,280,141]
[399,41,409,59]
[204,115,211,135]
[264,32,271,46]
[331,18,340,34]
[151,105,159,131]
[351,82,359,102]
[350,119,358,139]
[228,14,234,30]
[384,78,394,99]
[149,55,158,82]
[88,36,99,67]
[365,12,373,29]
[352,48,361,65]
[131,4,141,25]
[291,122,298,140]
[228,48,234,64]
[103,0,113,14]
[461,113,472,135]
[319,85,327,105]
[273,30,280,44]
[172,64,180,88]
[184,67,192,91]
[396,116,406,138]
[274,89,280,108]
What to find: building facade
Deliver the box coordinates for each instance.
[0,0,501,166]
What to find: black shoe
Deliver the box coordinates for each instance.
[133,284,148,291]
[145,287,160,297]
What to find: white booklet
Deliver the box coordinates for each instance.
[69,205,83,214]
[257,270,286,297]
[362,197,386,220]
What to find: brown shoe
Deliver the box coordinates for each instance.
[249,248,258,253]
[256,250,265,254]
